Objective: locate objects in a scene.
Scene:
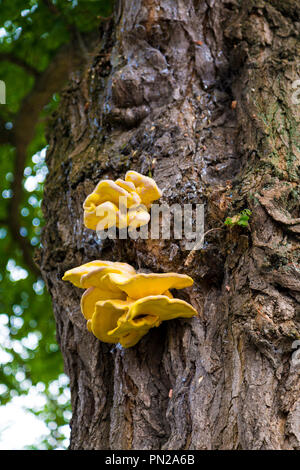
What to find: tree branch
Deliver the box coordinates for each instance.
[0,53,40,77]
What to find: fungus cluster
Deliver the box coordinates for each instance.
[62,260,197,348]
[83,170,162,231]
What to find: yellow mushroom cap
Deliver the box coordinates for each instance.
[94,201,119,230]
[83,192,101,214]
[84,179,140,213]
[62,260,136,288]
[125,170,162,207]
[83,192,105,230]
[90,299,132,343]
[83,171,161,231]
[83,181,126,223]
[104,272,194,299]
[115,178,136,192]
[84,211,101,231]
[115,179,141,207]
[128,206,150,230]
[87,294,196,348]
[63,259,197,348]
[118,331,148,348]
[80,286,126,320]
[108,295,197,348]
[93,180,131,205]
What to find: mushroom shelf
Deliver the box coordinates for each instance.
[83,171,162,232]
[62,260,197,348]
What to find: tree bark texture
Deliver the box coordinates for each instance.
[37,0,300,450]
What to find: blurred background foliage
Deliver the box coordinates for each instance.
[0,0,114,449]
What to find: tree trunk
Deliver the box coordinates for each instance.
[37,0,300,450]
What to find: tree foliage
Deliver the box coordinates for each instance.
[0,0,114,449]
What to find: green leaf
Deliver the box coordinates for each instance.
[224,209,252,228]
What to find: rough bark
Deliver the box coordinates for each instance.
[37,0,300,450]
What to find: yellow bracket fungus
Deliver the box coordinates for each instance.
[83,171,162,231]
[62,260,197,348]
